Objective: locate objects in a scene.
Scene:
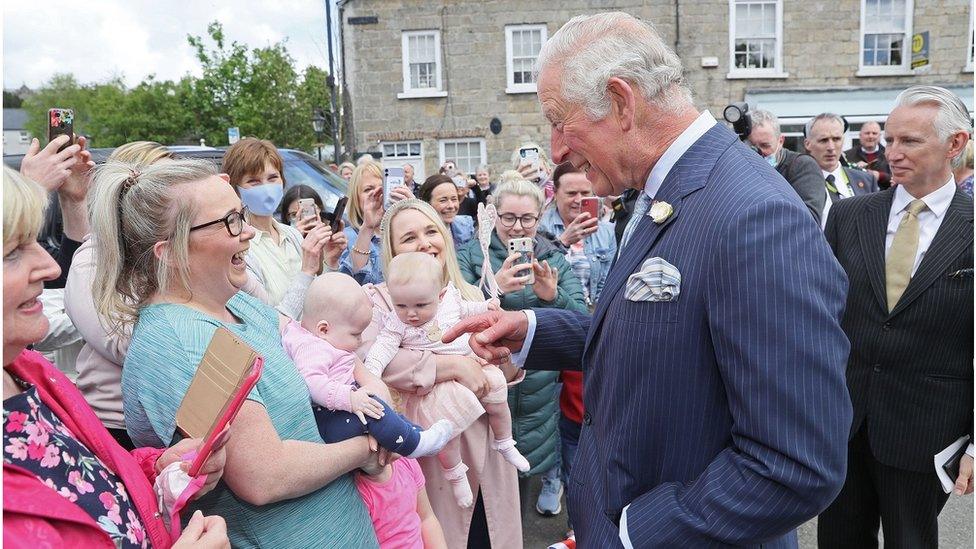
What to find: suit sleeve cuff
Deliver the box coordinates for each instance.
[510,310,537,368]
[619,503,634,549]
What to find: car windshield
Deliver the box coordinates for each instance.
[282,157,348,211]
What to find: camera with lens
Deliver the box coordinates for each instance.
[723,102,753,141]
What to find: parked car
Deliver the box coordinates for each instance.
[3,145,348,211]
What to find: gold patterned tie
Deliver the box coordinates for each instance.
[885,199,927,311]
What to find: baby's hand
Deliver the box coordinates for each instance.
[350,389,385,425]
[487,298,501,312]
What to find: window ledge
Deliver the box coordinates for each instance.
[725,71,789,80]
[397,90,448,99]
[855,67,913,77]
[505,86,538,94]
[964,65,974,74]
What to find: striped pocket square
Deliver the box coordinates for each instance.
[625,257,681,302]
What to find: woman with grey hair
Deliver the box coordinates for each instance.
[90,158,379,548]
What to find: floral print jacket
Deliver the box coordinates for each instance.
[3,351,172,549]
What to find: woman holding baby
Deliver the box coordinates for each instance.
[360,198,524,548]
[91,158,379,548]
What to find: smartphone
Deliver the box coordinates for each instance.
[508,237,535,285]
[519,147,541,178]
[328,196,348,234]
[297,198,317,223]
[48,108,74,153]
[383,167,405,209]
[580,196,601,220]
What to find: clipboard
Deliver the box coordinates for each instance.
[175,327,263,476]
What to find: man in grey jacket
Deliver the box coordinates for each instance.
[749,109,826,224]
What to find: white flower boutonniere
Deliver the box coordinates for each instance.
[647,201,674,224]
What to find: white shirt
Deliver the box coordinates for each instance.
[885,176,956,276]
[823,166,854,198]
[512,111,717,548]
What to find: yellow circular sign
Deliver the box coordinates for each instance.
[912,34,923,53]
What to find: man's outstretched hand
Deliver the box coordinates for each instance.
[442,310,529,365]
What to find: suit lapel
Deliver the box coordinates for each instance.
[583,124,735,357]
[858,189,895,313]
[889,191,974,317]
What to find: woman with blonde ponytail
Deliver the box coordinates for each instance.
[88,158,379,548]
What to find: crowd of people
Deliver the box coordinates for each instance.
[4,11,973,549]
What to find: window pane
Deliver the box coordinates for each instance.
[410,142,421,156]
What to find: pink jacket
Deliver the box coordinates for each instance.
[281,319,356,412]
[3,351,172,549]
[360,285,523,549]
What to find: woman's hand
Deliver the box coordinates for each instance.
[172,510,230,549]
[300,224,333,275]
[156,428,230,498]
[20,136,85,192]
[363,188,386,230]
[532,259,558,302]
[558,212,599,247]
[323,221,347,270]
[295,215,319,236]
[390,185,414,203]
[495,253,533,294]
[453,355,490,399]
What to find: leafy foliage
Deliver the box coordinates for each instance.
[21,21,333,150]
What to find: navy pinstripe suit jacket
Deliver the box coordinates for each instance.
[526,124,853,547]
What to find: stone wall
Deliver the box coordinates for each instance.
[340,0,973,175]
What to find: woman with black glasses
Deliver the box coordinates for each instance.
[88,159,381,548]
[456,172,587,519]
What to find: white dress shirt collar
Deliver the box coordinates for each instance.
[890,175,956,219]
[643,111,716,199]
[822,165,845,181]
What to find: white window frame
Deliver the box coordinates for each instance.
[505,24,548,94]
[966,0,974,72]
[399,30,447,99]
[438,138,487,176]
[727,0,787,79]
[857,0,914,76]
[380,141,425,181]
[18,131,30,144]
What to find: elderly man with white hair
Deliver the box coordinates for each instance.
[818,85,973,549]
[444,11,852,548]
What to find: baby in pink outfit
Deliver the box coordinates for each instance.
[282,273,453,459]
[365,252,529,508]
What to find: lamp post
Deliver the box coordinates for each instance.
[311,109,327,161]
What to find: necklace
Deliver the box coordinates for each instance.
[426,322,443,342]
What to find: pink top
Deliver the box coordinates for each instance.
[355,458,425,549]
[281,320,356,412]
[364,283,489,376]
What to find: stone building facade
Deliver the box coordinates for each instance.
[338,0,973,178]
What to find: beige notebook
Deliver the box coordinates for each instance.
[175,327,259,439]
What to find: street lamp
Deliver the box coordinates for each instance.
[311,109,327,161]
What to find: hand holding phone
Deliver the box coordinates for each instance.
[507,237,535,285]
[298,198,317,222]
[326,197,348,234]
[580,196,600,220]
[48,108,75,153]
[383,167,405,209]
[519,147,541,181]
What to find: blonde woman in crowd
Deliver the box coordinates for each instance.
[359,199,524,548]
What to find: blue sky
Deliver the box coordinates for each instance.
[3,0,335,89]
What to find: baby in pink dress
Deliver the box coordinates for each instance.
[365,252,529,508]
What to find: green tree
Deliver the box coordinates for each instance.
[3,90,23,108]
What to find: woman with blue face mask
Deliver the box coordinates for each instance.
[221,139,348,313]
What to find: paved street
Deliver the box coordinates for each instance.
[521,475,974,548]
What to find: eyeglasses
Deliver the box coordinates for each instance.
[497,213,539,229]
[190,208,249,237]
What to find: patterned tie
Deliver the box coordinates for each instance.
[885,199,927,311]
[619,191,653,255]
